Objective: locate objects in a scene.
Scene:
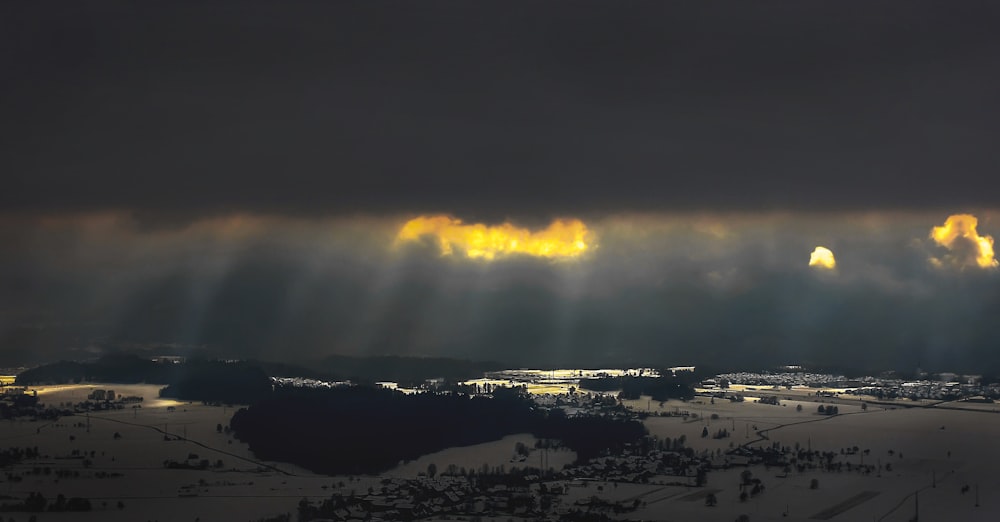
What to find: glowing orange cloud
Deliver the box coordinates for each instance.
[396,215,592,260]
[929,214,997,269]
[808,246,836,270]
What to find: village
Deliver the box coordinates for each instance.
[714,370,1000,403]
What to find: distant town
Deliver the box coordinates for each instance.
[266,365,1000,404]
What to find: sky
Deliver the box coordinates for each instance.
[3,1,1000,373]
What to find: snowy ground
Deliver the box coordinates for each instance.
[3,384,999,521]
[0,384,369,522]
[623,394,1000,521]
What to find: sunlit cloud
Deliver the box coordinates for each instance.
[395,215,593,260]
[809,246,837,270]
[929,214,998,269]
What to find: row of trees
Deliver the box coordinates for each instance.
[579,376,695,401]
[817,405,840,415]
[702,427,731,439]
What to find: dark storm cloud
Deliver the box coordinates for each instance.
[3,1,1000,220]
[5,2,1000,374]
[2,212,999,374]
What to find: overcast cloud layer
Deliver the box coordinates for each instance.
[4,2,1000,373]
[2,212,998,373]
[3,1,1000,221]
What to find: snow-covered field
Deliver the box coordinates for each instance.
[387,433,576,479]
[4,384,999,521]
[624,394,1000,521]
[1,384,354,521]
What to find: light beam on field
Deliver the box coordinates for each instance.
[395,215,592,260]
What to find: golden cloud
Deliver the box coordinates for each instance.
[395,215,592,260]
[929,214,998,269]
[808,246,837,270]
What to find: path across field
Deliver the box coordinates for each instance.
[810,490,880,519]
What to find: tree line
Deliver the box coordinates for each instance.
[229,386,646,475]
[578,376,695,401]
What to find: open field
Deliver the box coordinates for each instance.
[621,394,1000,521]
[387,433,576,479]
[0,384,367,521]
[624,394,869,454]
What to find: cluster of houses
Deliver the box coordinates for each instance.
[87,389,116,401]
[83,389,143,408]
[0,387,40,414]
[271,376,352,390]
[300,431,722,521]
[843,378,1000,402]
[560,449,709,485]
[714,371,849,387]
[485,368,662,382]
[714,370,1000,403]
[533,392,632,419]
[300,475,537,521]
[302,472,655,521]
